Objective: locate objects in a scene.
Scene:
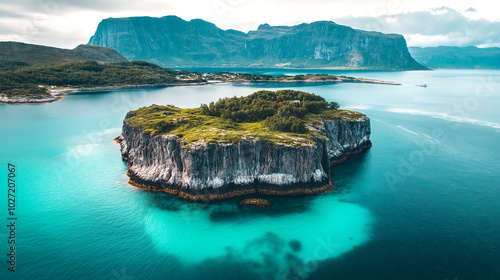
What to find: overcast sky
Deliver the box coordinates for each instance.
[1,0,499,49]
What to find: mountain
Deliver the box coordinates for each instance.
[0,41,128,66]
[88,16,426,70]
[409,46,500,69]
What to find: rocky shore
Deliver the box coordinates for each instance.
[0,91,62,104]
[117,112,371,202]
[239,198,271,209]
[0,82,210,104]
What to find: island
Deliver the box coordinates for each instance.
[0,59,399,104]
[116,90,371,202]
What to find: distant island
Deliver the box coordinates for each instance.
[116,90,372,201]
[88,15,427,70]
[0,44,400,104]
[409,46,500,69]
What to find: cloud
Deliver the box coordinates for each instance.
[0,1,498,49]
[0,0,174,15]
[334,7,500,47]
[0,0,178,48]
[0,5,25,18]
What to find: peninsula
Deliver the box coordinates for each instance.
[116,90,371,201]
[0,58,399,104]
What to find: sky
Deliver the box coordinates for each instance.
[0,0,499,49]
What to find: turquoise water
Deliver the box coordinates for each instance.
[1,70,499,279]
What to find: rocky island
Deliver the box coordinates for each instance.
[116,90,371,201]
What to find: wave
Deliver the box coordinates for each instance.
[396,125,419,135]
[344,104,372,110]
[386,108,500,130]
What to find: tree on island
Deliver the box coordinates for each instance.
[200,90,340,133]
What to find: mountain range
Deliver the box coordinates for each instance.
[0,41,127,66]
[3,18,498,71]
[409,46,500,69]
[88,16,427,70]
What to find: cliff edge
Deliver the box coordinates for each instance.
[89,16,426,70]
[117,90,371,201]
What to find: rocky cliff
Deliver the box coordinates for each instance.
[118,112,371,201]
[88,16,426,70]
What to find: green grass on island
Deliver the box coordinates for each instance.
[125,90,367,147]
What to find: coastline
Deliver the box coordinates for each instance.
[126,170,336,203]
[177,65,430,71]
[0,82,210,104]
[330,141,373,166]
[59,82,210,94]
[0,78,398,104]
[221,78,400,86]
[118,138,371,203]
[0,93,63,104]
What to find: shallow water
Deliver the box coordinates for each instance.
[0,69,499,279]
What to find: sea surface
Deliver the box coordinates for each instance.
[1,69,499,280]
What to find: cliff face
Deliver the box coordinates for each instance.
[88,16,247,67]
[89,16,426,70]
[244,22,424,70]
[118,114,371,201]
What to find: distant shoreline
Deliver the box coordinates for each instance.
[226,77,401,85]
[0,78,399,104]
[0,82,210,104]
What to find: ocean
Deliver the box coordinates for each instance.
[1,69,499,280]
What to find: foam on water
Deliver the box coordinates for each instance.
[397,125,419,135]
[343,104,372,110]
[387,108,500,129]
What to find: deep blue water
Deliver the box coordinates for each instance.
[0,70,499,280]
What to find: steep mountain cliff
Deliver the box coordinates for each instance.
[409,46,500,69]
[88,16,426,70]
[0,41,127,65]
[119,117,370,201]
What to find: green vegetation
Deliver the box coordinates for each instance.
[200,90,339,133]
[0,61,30,71]
[0,51,394,99]
[0,60,202,97]
[0,41,127,66]
[207,72,357,83]
[126,90,364,147]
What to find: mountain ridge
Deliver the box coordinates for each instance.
[88,15,427,70]
[0,41,128,66]
[409,46,500,69]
